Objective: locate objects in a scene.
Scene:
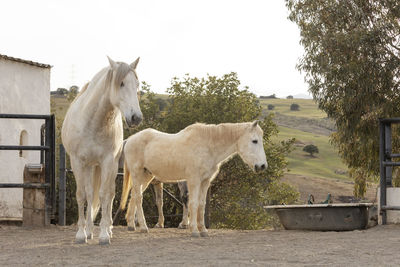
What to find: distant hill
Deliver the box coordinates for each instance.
[292,93,312,99]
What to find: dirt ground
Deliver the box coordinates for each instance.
[1,224,400,266]
[0,175,384,266]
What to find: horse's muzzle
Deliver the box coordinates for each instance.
[255,164,266,172]
[128,114,143,127]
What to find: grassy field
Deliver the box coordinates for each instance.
[259,98,327,119]
[273,126,348,180]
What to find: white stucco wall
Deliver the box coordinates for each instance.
[0,58,50,219]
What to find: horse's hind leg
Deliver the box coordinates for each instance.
[153,181,164,228]
[178,181,189,229]
[133,171,153,233]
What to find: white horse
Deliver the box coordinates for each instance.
[62,56,142,245]
[120,121,267,237]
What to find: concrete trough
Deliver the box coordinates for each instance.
[265,203,374,231]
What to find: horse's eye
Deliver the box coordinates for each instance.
[121,82,124,87]
[252,140,258,144]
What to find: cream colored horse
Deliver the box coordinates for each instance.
[62,56,142,245]
[121,121,267,237]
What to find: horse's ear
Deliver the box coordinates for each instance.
[107,56,118,70]
[130,57,140,70]
[252,120,259,128]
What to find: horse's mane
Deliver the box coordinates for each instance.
[184,122,249,144]
[70,82,90,105]
[105,62,135,90]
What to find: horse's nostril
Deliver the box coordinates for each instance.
[131,114,142,125]
[261,164,266,170]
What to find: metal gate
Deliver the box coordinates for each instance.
[379,118,400,224]
[0,114,56,221]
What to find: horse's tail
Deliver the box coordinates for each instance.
[120,160,132,210]
[91,166,101,220]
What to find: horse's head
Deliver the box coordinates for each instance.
[237,121,268,172]
[107,56,143,127]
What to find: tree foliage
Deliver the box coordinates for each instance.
[303,144,319,157]
[286,0,400,195]
[290,103,300,111]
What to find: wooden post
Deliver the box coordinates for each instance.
[23,164,49,226]
[58,144,66,226]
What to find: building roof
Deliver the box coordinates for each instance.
[0,54,52,69]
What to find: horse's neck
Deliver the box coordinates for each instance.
[206,124,244,164]
[80,71,120,130]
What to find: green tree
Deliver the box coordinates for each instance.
[286,0,400,196]
[67,85,79,102]
[303,144,319,157]
[161,72,298,229]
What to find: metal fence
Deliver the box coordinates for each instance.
[0,113,56,220]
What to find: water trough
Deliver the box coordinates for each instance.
[265,203,375,231]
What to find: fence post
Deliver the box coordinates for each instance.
[59,144,66,226]
[205,187,211,228]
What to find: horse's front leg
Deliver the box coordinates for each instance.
[126,189,137,231]
[85,166,99,240]
[98,159,118,245]
[70,158,91,244]
[197,179,211,237]
[153,181,164,228]
[187,181,201,237]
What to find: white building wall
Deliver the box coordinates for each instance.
[0,58,50,219]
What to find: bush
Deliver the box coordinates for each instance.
[267,104,275,110]
[287,95,294,99]
[303,144,319,157]
[290,103,300,111]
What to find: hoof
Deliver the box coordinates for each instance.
[75,237,87,244]
[154,223,164,228]
[139,228,149,233]
[99,238,111,245]
[178,224,188,229]
[87,233,93,240]
[200,232,209,237]
[127,226,136,231]
[191,232,200,238]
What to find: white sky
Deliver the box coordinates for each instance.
[0,0,310,98]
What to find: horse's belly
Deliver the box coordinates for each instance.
[146,161,187,182]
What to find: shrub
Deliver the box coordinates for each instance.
[267,104,275,110]
[290,103,300,111]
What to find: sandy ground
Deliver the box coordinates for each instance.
[1,224,400,266]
